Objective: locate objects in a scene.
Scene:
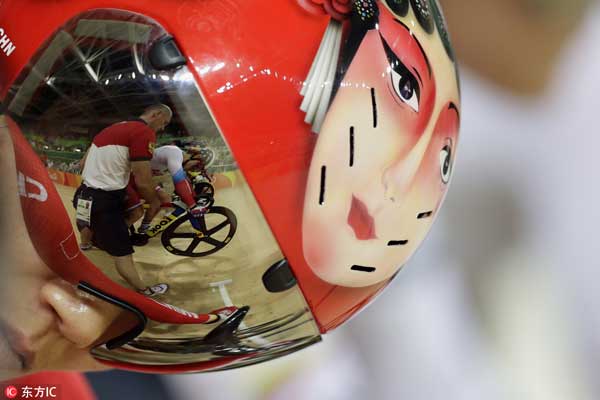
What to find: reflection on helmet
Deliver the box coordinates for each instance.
[1,0,459,372]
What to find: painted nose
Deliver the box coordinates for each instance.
[382,126,433,202]
[382,150,426,203]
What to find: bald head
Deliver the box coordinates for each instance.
[140,103,172,132]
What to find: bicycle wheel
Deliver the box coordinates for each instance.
[161,206,237,257]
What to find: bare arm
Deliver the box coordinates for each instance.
[131,160,160,223]
[79,148,90,172]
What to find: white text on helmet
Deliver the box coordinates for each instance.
[0,28,16,57]
[17,171,48,202]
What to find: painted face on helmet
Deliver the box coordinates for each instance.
[302,0,460,287]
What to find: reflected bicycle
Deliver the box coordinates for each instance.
[139,173,237,257]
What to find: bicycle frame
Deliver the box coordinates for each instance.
[144,199,201,238]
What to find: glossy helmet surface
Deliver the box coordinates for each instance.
[0,0,460,372]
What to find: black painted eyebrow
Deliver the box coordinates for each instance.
[391,19,432,77]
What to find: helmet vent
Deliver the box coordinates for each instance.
[149,36,186,70]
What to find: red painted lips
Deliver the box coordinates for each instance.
[347,195,377,240]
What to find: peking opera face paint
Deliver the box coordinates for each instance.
[302,0,460,287]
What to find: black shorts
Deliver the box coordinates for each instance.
[73,184,133,257]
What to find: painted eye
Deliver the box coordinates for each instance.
[381,35,421,113]
[390,69,419,112]
[439,143,452,184]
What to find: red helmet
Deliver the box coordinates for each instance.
[0,0,460,372]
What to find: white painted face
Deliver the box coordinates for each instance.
[302,2,460,287]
